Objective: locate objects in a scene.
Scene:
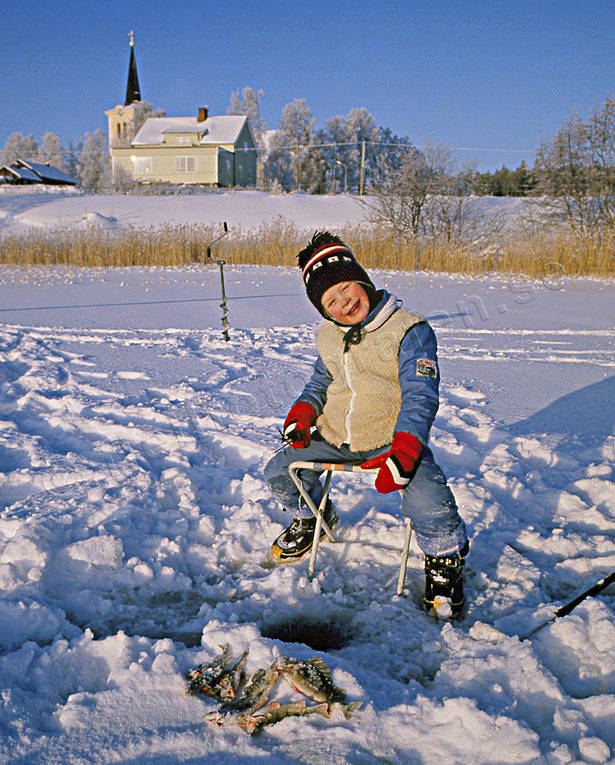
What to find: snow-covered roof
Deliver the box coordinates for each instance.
[15,160,77,185]
[132,115,249,146]
[0,165,41,182]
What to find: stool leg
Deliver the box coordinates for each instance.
[396,518,413,596]
[289,467,336,540]
[308,471,333,579]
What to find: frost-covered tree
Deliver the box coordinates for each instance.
[370,126,415,187]
[341,108,380,193]
[319,115,351,193]
[37,132,66,170]
[130,101,165,140]
[275,98,321,191]
[262,129,295,191]
[111,101,165,148]
[261,100,415,194]
[318,109,409,194]
[77,129,110,190]
[319,108,380,194]
[228,86,266,147]
[65,138,83,180]
[0,132,40,166]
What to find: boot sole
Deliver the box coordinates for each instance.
[424,595,464,620]
[270,516,338,564]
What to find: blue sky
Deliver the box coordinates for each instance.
[2,0,615,171]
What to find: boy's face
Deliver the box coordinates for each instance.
[321,281,370,325]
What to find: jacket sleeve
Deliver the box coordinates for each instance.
[294,354,332,416]
[394,321,440,446]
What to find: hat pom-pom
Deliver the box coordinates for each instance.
[297,230,345,268]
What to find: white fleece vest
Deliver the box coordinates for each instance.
[315,306,424,451]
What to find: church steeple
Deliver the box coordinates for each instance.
[124,31,142,106]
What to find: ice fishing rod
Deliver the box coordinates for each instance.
[521,568,615,640]
[206,222,230,341]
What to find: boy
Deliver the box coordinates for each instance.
[264,231,469,617]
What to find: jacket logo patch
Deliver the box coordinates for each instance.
[417,358,437,378]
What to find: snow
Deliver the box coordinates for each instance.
[0,191,614,764]
[0,187,530,235]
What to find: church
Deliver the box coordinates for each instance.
[105,34,257,187]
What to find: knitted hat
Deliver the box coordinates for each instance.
[298,231,375,317]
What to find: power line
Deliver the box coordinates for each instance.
[235,139,536,155]
[446,146,535,154]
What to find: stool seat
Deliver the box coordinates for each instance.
[289,460,413,596]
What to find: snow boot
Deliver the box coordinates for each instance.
[423,541,469,619]
[270,502,338,563]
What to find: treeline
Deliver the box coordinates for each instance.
[0,122,538,198]
[469,162,537,197]
[4,85,615,236]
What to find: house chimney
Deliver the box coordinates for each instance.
[198,106,208,122]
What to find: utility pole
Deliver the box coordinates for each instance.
[359,140,366,195]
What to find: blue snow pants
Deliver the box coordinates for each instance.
[264,435,467,557]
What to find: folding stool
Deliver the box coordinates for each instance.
[288,460,413,596]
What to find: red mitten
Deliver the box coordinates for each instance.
[283,401,316,449]
[361,432,423,493]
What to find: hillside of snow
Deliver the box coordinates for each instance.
[0,187,529,235]
[0,191,614,764]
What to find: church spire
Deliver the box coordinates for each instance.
[124,30,142,106]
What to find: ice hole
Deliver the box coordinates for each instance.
[261,614,351,651]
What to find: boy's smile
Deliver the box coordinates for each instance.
[321,281,370,325]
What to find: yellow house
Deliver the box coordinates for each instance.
[108,108,257,186]
[105,36,257,186]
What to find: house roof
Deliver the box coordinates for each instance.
[132,115,249,147]
[15,160,77,185]
[0,165,41,182]
[0,160,77,185]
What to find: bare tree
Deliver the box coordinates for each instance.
[534,97,615,238]
[422,165,493,247]
[362,143,453,242]
[585,97,615,229]
[535,112,595,236]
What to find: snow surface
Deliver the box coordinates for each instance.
[0,192,615,764]
[0,187,529,235]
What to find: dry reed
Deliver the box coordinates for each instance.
[1,220,613,278]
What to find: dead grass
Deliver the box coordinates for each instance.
[1,220,613,278]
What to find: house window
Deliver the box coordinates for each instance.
[176,136,190,145]
[176,156,196,173]
[132,156,152,175]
